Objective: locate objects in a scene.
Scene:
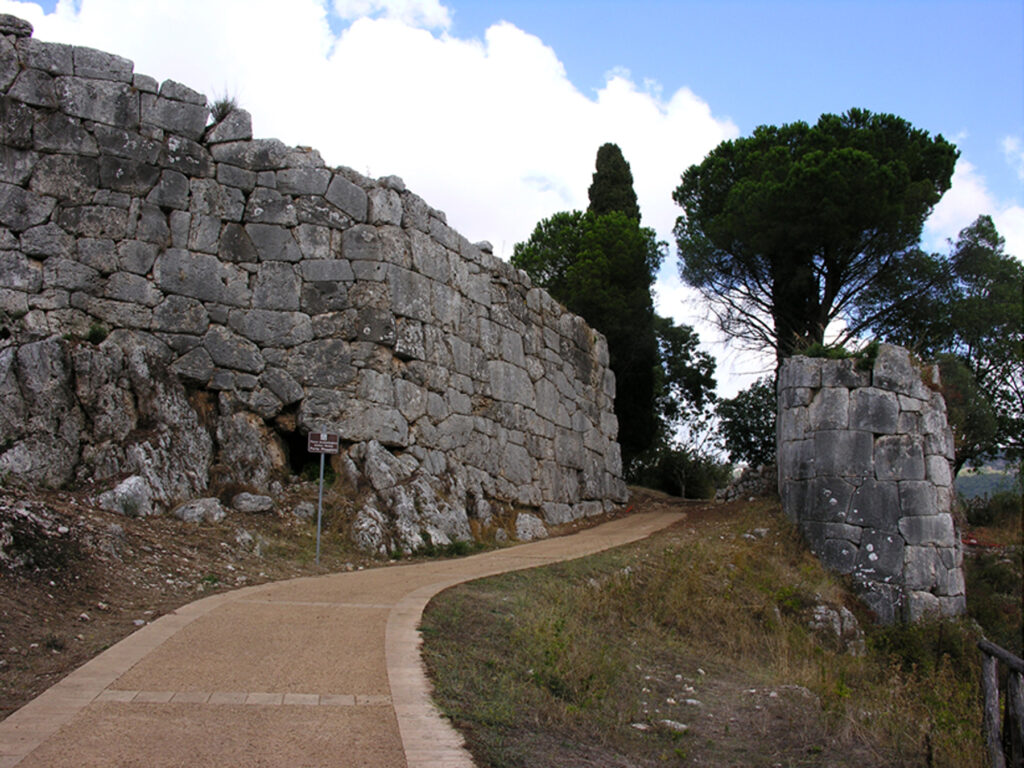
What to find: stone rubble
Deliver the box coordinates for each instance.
[0,15,627,552]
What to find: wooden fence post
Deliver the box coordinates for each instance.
[983,652,1007,768]
[978,639,1024,768]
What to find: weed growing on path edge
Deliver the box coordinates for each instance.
[421,497,989,768]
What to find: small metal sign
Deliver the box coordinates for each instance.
[307,429,339,565]
[307,432,339,454]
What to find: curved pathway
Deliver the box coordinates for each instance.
[0,509,683,767]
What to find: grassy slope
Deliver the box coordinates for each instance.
[422,495,1020,768]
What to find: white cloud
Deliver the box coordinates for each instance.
[924,158,1024,259]
[1003,135,1024,182]
[333,0,451,30]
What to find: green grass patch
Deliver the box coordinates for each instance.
[422,499,989,767]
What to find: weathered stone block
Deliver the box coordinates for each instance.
[245,223,302,262]
[813,429,874,477]
[1,95,36,149]
[288,339,356,388]
[855,529,904,580]
[55,75,138,127]
[153,249,250,306]
[847,479,899,531]
[210,138,290,170]
[9,68,58,108]
[205,109,253,144]
[899,514,956,547]
[227,308,312,348]
[245,187,297,226]
[72,46,133,82]
[808,387,849,430]
[162,135,215,179]
[804,475,856,523]
[203,325,264,374]
[104,271,161,306]
[276,167,330,196]
[57,205,128,239]
[874,434,925,481]
[872,343,916,395]
[898,480,936,518]
[0,250,43,292]
[218,222,258,263]
[153,295,208,334]
[325,174,368,222]
[850,387,899,434]
[253,262,301,310]
[903,546,941,591]
[0,182,55,231]
[20,223,73,257]
[779,356,821,389]
[146,169,190,210]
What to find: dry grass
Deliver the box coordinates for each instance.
[421,497,990,767]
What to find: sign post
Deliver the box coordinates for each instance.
[307,430,340,565]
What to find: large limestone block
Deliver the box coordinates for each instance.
[153,249,251,306]
[205,108,253,144]
[288,339,356,387]
[0,250,43,292]
[253,261,301,310]
[228,308,313,348]
[140,92,207,139]
[245,223,302,262]
[203,326,265,374]
[899,514,956,547]
[245,187,298,226]
[808,387,849,430]
[210,138,290,170]
[72,46,133,82]
[153,295,208,334]
[0,181,55,231]
[854,529,904,581]
[812,429,873,477]
[850,387,899,434]
[874,434,926,481]
[55,75,138,127]
[325,174,368,221]
[779,356,822,389]
[847,479,899,531]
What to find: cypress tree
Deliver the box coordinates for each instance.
[587,142,641,221]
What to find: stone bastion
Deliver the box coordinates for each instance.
[0,15,627,553]
[777,345,965,623]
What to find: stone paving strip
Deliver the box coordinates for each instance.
[93,690,391,706]
[0,509,683,768]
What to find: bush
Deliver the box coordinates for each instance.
[963,489,1021,527]
[85,322,108,344]
[630,446,731,499]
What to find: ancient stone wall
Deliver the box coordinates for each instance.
[777,345,965,622]
[0,15,627,553]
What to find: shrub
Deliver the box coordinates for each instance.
[209,95,237,123]
[631,446,731,498]
[85,322,108,344]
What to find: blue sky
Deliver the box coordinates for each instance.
[5,0,1022,390]
[444,0,1023,205]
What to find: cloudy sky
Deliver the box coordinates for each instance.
[4,0,1022,393]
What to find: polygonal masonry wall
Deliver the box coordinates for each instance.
[777,345,966,623]
[0,15,627,553]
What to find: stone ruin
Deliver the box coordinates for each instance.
[777,345,966,623]
[0,15,627,553]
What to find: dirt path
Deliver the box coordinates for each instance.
[0,509,683,768]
